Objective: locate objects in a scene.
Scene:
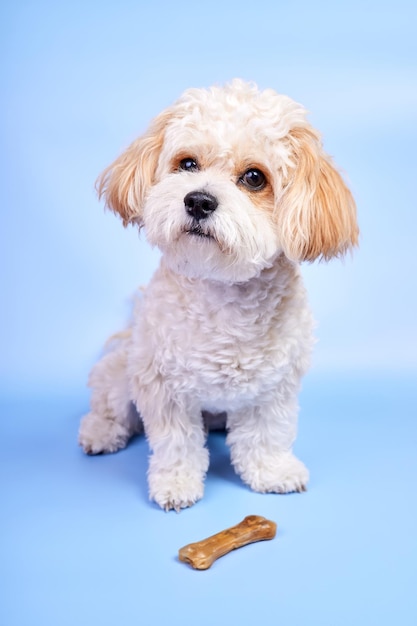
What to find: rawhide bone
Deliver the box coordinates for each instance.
[178,515,277,570]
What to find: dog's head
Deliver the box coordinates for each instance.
[97,80,358,282]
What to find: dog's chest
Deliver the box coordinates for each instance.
[137,265,310,408]
[154,302,282,405]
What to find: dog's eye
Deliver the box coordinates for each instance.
[239,168,266,191]
[179,158,199,172]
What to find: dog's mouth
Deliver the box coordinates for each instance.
[184,225,215,240]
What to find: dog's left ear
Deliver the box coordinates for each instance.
[96,109,172,226]
[278,126,359,261]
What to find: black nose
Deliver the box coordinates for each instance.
[184,191,218,221]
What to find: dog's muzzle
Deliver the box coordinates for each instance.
[184,190,218,221]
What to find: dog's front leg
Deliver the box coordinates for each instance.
[138,391,209,511]
[226,393,309,494]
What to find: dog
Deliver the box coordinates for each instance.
[79,79,358,511]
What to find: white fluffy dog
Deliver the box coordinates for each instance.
[79,80,358,511]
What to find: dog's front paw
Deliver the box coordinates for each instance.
[149,471,204,512]
[236,452,309,494]
[148,457,207,512]
[78,412,131,455]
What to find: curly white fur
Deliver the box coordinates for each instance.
[79,80,358,511]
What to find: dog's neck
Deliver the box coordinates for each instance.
[160,253,301,311]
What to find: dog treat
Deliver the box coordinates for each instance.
[178,515,277,570]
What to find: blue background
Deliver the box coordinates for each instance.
[1,1,416,625]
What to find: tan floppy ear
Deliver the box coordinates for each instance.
[96,109,172,226]
[278,126,359,261]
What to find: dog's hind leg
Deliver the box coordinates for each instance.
[78,332,143,455]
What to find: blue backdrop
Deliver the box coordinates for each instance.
[1,2,416,625]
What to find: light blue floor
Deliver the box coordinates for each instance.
[1,374,416,626]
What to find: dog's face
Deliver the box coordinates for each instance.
[98,80,358,282]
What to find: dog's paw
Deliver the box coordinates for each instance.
[150,473,205,512]
[78,412,131,455]
[148,462,206,512]
[238,452,309,494]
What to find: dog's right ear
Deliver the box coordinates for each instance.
[96,109,172,226]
